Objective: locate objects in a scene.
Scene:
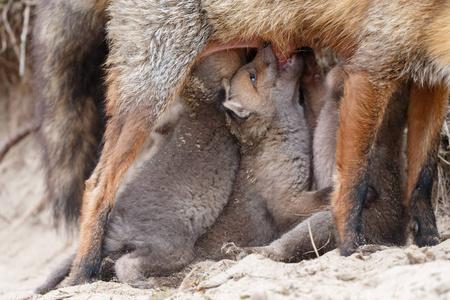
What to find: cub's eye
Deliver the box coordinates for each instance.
[249,73,256,84]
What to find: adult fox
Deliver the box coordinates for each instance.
[34,0,449,284]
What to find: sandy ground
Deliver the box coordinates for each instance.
[1,80,450,300]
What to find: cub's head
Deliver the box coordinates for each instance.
[181,50,246,108]
[222,44,304,145]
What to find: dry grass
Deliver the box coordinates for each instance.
[0,0,35,84]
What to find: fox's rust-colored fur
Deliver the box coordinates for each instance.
[405,83,449,244]
[34,0,450,283]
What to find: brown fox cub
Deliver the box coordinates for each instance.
[34,0,450,283]
[195,45,331,259]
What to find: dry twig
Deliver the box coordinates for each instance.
[0,120,40,163]
[1,0,19,60]
[18,0,30,76]
[307,220,320,258]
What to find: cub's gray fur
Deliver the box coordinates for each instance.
[195,46,331,259]
[37,46,332,292]
[244,61,410,262]
[35,50,243,293]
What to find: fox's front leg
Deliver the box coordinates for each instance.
[406,82,448,247]
[332,70,397,256]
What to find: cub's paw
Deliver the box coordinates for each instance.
[221,242,252,260]
[250,246,292,262]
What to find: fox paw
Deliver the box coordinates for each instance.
[411,218,441,247]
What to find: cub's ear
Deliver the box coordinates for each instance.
[219,78,231,103]
[223,100,251,119]
[260,43,277,65]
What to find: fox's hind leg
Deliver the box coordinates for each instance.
[67,110,152,285]
[406,82,448,247]
[67,0,212,285]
